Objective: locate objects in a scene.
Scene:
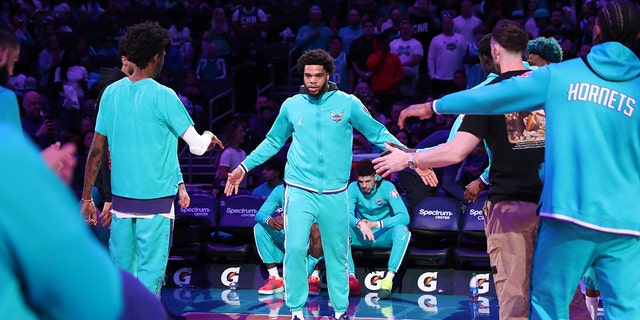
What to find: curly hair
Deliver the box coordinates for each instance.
[526,37,563,63]
[296,49,335,74]
[491,20,529,54]
[119,21,170,69]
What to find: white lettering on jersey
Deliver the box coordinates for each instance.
[567,83,635,117]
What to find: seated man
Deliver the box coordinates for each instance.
[254,184,324,296]
[347,159,411,299]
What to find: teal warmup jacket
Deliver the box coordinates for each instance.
[241,82,402,193]
[433,42,640,236]
[348,177,409,229]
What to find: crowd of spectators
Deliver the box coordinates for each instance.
[2,0,623,201]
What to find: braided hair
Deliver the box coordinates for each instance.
[596,0,640,48]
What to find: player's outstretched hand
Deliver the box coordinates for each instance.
[224,166,246,196]
[357,219,375,242]
[398,102,434,129]
[205,131,224,152]
[373,142,410,178]
[416,167,439,187]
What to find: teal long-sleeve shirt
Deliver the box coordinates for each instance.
[255,184,285,226]
[432,42,640,236]
[348,177,409,229]
[241,83,402,194]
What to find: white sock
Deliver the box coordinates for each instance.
[311,269,320,279]
[268,267,280,279]
[585,296,599,320]
[386,271,395,281]
[334,311,344,319]
[349,272,356,278]
[291,310,304,320]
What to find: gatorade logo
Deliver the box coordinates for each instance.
[477,273,490,294]
[364,292,381,308]
[418,295,438,313]
[364,271,386,290]
[478,296,490,315]
[221,289,240,306]
[417,272,438,292]
[221,267,240,286]
[173,267,192,286]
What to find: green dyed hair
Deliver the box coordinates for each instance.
[526,37,563,63]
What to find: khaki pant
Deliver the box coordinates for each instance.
[484,200,539,320]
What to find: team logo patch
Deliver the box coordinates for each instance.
[519,71,533,78]
[375,199,384,206]
[390,190,399,198]
[330,111,344,124]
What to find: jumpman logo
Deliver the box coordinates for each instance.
[297,117,304,126]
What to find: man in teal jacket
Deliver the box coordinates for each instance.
[384,1,640,319]
[225,49,409,320]
[347,159,410,300]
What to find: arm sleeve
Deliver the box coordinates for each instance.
[434,68,550,115]
[181,126,213,156]
[255,185,284,226]
[380,181,410,228]
[350,97,403,150]
[241,103,292,172]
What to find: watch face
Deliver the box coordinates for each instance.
[409,161,416,170]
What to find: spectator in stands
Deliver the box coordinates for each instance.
[202,7,234,59]
[347,159,411,299]
[0,28,22,129]
[0,124,169,320]
[38,34,63,91]
[540,7,578,59]
[377,20,543,320]
[80,21,222,296]
[216,121,248,194]
[380,6,404,40]
[21,90,59,149]
[390,19,423,100]
[523,0,540,38]
[54,49,88,124]
[295,5,333,53]
[338,9,363,54]
[328,36,349,91]
[196,42,227,81]
[367,34,403,116]
[246,95,275,150]
[168,17,193,68]
[453,0,482,45]
[347,18,377,92]
[231,0,269,39]
[427,14,468,98]
[466,24,489,89]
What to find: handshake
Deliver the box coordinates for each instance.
[374,142,438,188]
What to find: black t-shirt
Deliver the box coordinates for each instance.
[458,70,545,203]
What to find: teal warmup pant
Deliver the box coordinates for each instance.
[347,225,411,274]
[582,267,599,291]
[110,214,171,296]
[530,218,640,320]
[283,186,350,313]
[253,224,321,275]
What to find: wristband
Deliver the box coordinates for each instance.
[81,198,93,202]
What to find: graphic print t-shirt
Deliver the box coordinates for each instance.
[458,70,545,203]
